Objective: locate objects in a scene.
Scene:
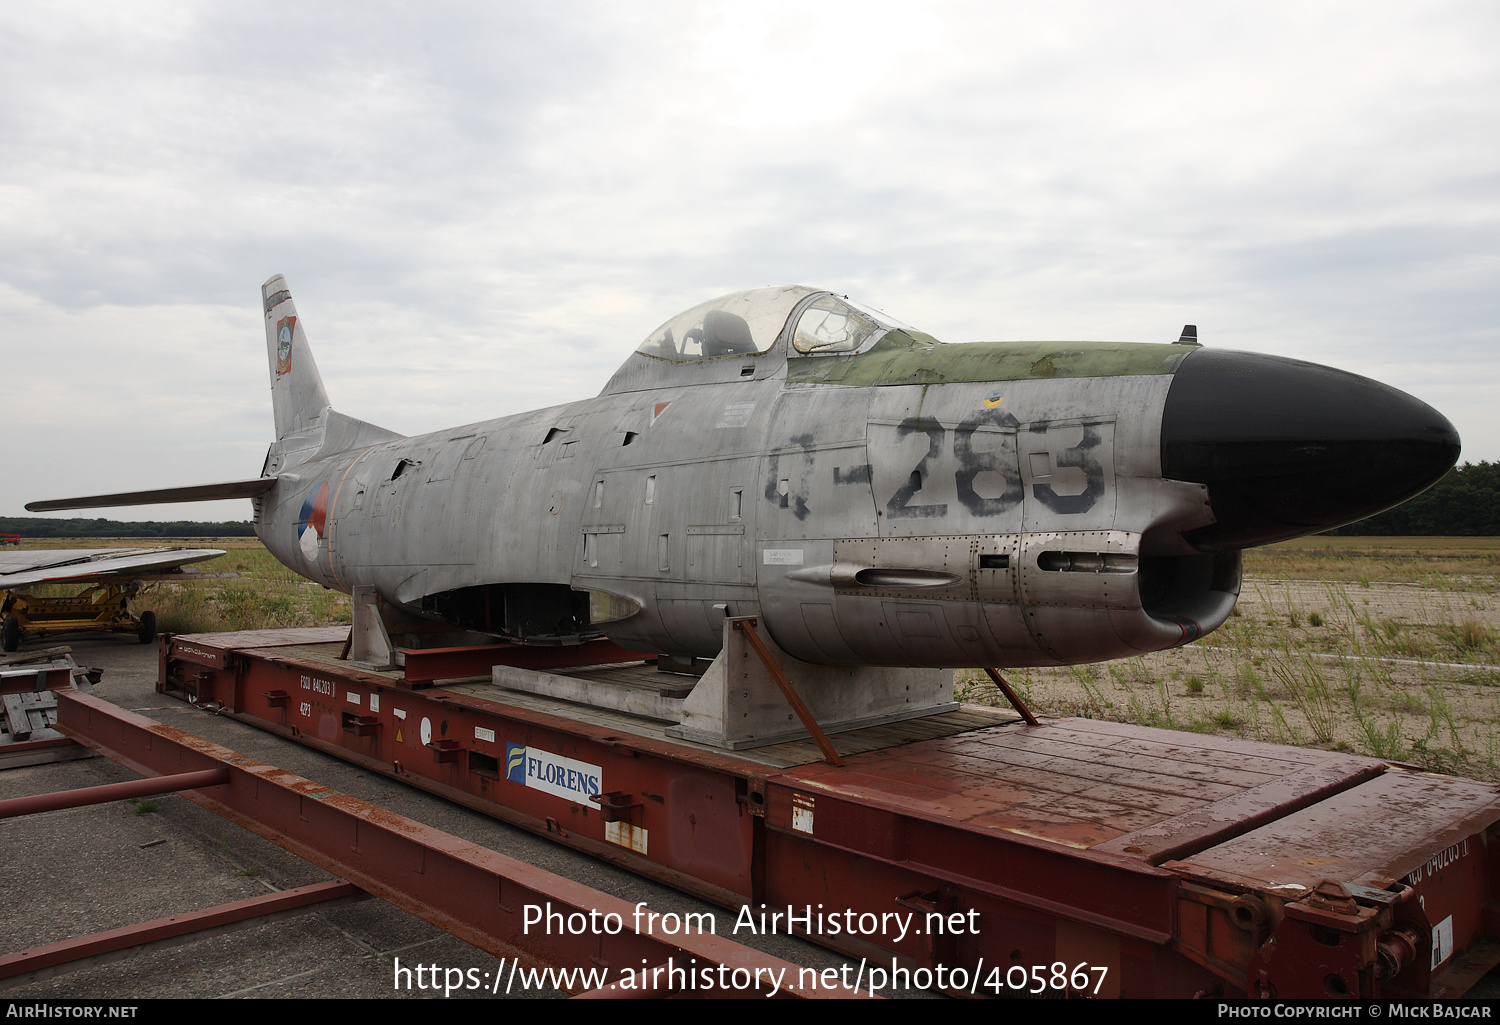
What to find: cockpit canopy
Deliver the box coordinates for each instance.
[634,286,918,362]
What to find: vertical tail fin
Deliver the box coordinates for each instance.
[262,274,332,441]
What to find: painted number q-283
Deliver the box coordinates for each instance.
[769,411,1107,522]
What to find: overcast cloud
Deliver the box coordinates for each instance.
[3,1,1495,521]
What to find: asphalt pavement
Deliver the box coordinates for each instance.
[0,636,868,1000]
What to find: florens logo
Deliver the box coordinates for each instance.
[505,742,602,808]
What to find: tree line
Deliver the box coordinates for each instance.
[0,517,256,538]
[1325,461,1497,536]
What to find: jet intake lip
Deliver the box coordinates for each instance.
[1161,348,1460,550]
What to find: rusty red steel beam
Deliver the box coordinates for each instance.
[732,619,844,768]
[0,767,230,818]
[0,880,363,981]
[400,639,654,683]
[51,690,849,998]
[982,667,1040,726]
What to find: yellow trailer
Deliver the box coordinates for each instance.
[0,547,224,651]
[1,581,156,650]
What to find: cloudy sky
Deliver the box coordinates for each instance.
[3,1,1496,522]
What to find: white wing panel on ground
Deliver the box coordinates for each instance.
[0,548,226,588]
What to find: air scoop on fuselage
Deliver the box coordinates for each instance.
[1159,348,1461,550]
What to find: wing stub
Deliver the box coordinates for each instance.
[25,477,279,513]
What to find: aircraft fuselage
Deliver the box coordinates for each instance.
[254,331,1303,668]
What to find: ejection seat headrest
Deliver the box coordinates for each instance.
[700,310,755,356]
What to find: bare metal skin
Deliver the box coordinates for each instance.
[30,276,1460,668]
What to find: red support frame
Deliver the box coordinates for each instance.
[49,688,850,998]
[155,631,1500,998]
[0,767,228,818]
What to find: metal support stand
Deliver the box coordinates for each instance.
[349,586,399,668]
[350,586,511,670]
[666,616,955,750]
[487,616,956,751]
[731,618,843,766]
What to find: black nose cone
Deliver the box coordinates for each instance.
[1161,348,1461,550]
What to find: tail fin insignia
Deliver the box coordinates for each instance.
[262,274,331,441]
[276,316,296,377]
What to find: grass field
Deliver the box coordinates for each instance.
[959,537,1500,782]
[1242,535,1500,591]
[15,535,1500,781]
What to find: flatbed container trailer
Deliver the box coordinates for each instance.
[159,627,1500,999]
